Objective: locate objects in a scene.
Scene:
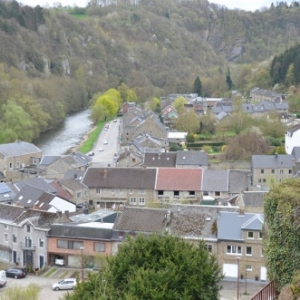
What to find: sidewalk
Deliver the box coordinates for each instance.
[220,278,267,299]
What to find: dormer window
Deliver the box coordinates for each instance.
[26,225,30,233]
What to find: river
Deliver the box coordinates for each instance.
[34,109,94,156]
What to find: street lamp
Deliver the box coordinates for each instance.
[80,247,84,282]
[237,257,240,300]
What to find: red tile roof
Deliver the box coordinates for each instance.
[155,168,202,191]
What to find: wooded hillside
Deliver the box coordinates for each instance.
[0,0,299,142]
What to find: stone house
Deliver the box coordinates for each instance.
[155,168,202,204]
[57,177,89,206]
[285,123,300,155]
[217,211,266,281]
[251,154,294,187]
[0,205,69,269]
[0,141,42,181]
[116,149,143,168]
[82,167,157,209]
[250,87,282,102]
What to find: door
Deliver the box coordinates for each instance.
[260,266,267,281]
[13,251,17,264]
[223,263,238,278]
[39,255,44,269]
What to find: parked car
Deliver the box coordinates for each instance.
[99,147,104,152]
[6,268,26,279]
[103,140,108,145]
[88,152,94,156]
[0,270,6,287]
[9,267,27,276]
[52,278,77,291]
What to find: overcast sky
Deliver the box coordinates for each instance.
[18,0,293,10]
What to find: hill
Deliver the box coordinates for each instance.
[0,0,299,142]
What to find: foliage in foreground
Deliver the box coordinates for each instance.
[264,179,300,291]
[65,234,223,300]
[0,283,41,300]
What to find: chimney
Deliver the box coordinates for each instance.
[64,210,69,219]
[56,211,62,218]
[103,169,108,178]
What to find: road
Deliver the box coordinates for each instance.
[0,275,70,300]
[90,119,120,168]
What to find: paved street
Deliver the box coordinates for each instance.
[0,273,268,300]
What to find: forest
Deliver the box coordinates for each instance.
[0,0,300,142]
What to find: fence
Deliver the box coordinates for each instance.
[250,280,276,300]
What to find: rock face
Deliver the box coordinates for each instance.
[61,59,70,76]
[227,39,245,62]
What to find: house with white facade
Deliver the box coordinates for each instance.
[285,123,300,155]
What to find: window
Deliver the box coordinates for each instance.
[25,237,32,248]
[13,234,17,243]
[132,158,136,162]
[226,245,242,254]
[289,169,292,174]
[271,169,275,174]
[129,189,133,194]
[96,188,100,194]
[258,179,261,183]
[130,197,137,205]
[57,240,83,250]
[246,246,252,256]
[4,233,8,242]
[138,197,145,205]
[263,179,266,183]
[280,169,283,174]
[39,238,44,248]
[158,191,164,196]
[26,225,30,233]
[259,232,263,239]
[77,192,81,198]
[189,191,195,196]
[248,232,254,239]
[139,189,145,194]
[4,225,7,230]
[246,265,252,271]
[205,244,212,253]
[174,191,179,196]
[261,169,264,174]
[203,191,209,196]
[9,162,12,169]
[94,242,106,252]
[16,161,20,169]
[215,191,220,197]
[261,248,264,257]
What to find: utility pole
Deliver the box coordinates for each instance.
[237,257,240,300]
[80,247,84,282]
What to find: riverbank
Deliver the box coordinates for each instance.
[71,120,104,154]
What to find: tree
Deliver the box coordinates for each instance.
[264,179,300,291]
[65,234,223,300]
[176,109,199,133]
[222,127,270,160]
[173,96,187,112]
[193,76,202,96]
[226,69,234,90]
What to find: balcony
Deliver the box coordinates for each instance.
[19,241,36,251]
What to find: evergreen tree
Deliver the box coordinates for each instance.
[226,69,234,90]
[193,76,202,96]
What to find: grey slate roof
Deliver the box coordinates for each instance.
[143,152,176,168]
[58,178,86,191]
[287,123,300,136]
[70,152,92,166]
[15,178,57,194]
[242,191,267,207]
[292,147,300,161]
[82,167,157,189]
[176,150,208,166]
[48,223,113,240]
[229,170,250,193]
[216,111,228,121]
[202,169,229,192]
[218,212,264,241]
[242,103,254,113]
[0,141,41,157]
[39,156,60,167]
[251,154,294,169]
[15,185,45,207]
[63,170,86,180]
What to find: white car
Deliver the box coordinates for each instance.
[99,148,104,152]
[52,278,77,291]
[103,140,108,145]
